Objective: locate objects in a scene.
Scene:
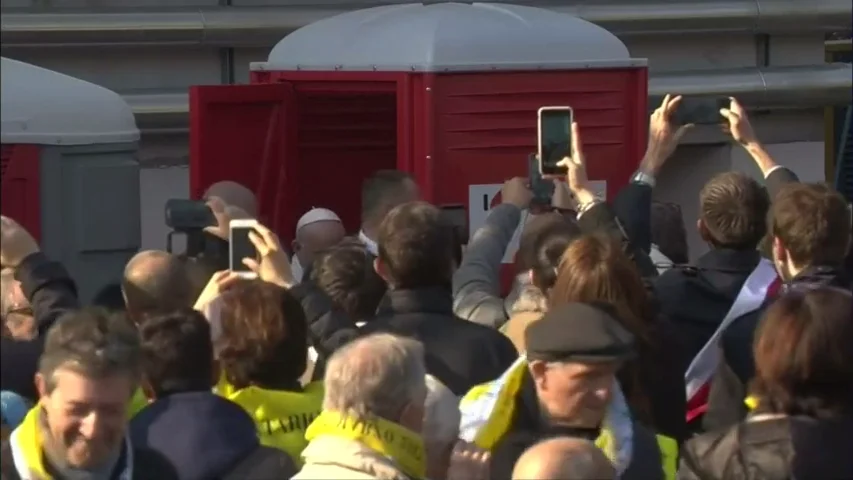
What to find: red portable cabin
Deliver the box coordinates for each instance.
[189,2,648,258]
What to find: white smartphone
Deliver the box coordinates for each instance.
[537,106,574,176]
[229,219,259,279]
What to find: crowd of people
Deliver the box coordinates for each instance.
[1,95,851,480]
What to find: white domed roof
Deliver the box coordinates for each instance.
[1,57,139,146]
[261,2,641,72]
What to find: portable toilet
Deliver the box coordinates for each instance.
[189,2,647,259]
[1,57,141,302]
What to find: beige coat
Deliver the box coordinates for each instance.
[292,436,413,480]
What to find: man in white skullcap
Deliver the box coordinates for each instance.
[291,208,346,282]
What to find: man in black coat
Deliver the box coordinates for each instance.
[654,172,770,369]
[360,201,518,396]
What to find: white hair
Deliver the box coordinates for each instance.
[423,375,460,446]
[323,333,427,421]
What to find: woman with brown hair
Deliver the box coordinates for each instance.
[215,279,324,465]
[549,233,688,443]
[678,286,853,479]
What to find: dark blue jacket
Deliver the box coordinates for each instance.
[130,391,293,480]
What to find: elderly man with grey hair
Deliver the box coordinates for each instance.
[295,333,429,480]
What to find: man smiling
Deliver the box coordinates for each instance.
[1,308,177,480]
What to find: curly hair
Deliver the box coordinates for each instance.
[215,280,308,389]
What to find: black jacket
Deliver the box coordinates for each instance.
[359,287,518,395]
[652,164,800,366]
[704,265,852,431]
[679,415,853,480]
[130,391,296,480]
[624,318,689,444]
[288,279,359,381]
[490,370,664,480]
[1,253,79,402]
[654,249,763,368]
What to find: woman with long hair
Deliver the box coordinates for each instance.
[549,233,688,443]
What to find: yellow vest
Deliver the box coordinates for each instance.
[459,357,677,480]
[217,379,324,465]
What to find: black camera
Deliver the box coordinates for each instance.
[163,199,219,257]
[165,199,217,231]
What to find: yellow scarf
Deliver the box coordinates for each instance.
[305,410,426,480]
[217,379,324,465]
[11,407,50,479]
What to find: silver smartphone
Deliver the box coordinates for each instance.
[229,219,259,279]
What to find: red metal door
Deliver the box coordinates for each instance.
[0,144,42,241]
[189,83,297,236]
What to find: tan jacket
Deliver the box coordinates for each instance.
[292,436,413,480]
[500,311,543,353]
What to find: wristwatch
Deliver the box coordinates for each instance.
[631,170,657,188]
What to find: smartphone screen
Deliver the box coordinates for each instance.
[673,97,729,126]
[539,107,573,175]
[229,223,257,274]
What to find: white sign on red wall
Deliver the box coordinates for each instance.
[467,181,607,264]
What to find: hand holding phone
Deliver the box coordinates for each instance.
[528,153,555,205]
[538,106,574,176]
[229,219,259,278]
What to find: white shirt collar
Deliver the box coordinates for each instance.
[291,255,305,282]
[359,230,378,256]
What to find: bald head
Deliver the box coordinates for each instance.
[512,437,615,480]
[203,181,258,217]
[122,250,192,319]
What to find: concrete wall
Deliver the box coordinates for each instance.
[139,166,189,251]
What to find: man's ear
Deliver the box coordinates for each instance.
[35,372,48,401]
[772,236,787,262]
[398,401,425,433]
[528,360,548,391]
[697,218,710,243]
[373,258,391,284]
[291,239,301,254]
